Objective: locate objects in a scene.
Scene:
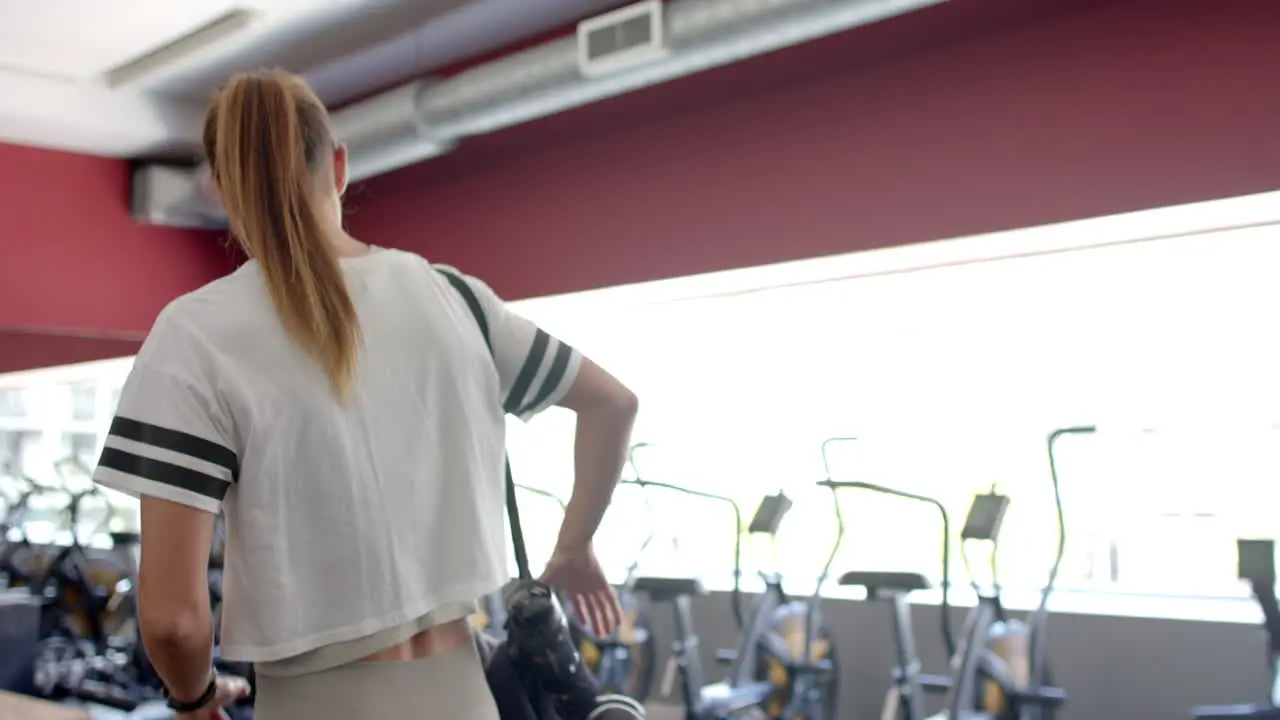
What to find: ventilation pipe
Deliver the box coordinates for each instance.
[133,0,945,228]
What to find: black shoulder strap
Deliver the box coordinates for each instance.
[435,267,532,582]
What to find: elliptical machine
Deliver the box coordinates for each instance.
[1192,538,1280,719]
[817,431,1079,720]
[627,452,839,720]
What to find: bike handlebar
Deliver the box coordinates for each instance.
[623,474,747,632]
[817,478,957,659]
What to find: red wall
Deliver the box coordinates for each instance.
[0,331,143,376]
[349,0,1280,301]
[0,143,232,372]
[2,0,1277,373]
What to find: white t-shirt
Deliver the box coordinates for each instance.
[93,247,582,663]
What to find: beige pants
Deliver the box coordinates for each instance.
[254,641,500,720]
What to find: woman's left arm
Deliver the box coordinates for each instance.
[138,497,218,701]
[92,309,239,704]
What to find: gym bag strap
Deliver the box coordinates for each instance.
[439,267,645,720]
[435,267,533,582]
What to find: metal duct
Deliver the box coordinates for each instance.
[133,0,944,228]
[330,80,454,181]
[413,0,944,141]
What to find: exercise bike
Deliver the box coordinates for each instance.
[33,511,255,718]
[818,431,1074,720]
[814,437,955,720]
[1192,537,1280,719]
[29,485,124,645]
[0,473,45,589]
[629,472,839,720]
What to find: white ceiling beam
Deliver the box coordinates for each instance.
[0,70,203,157]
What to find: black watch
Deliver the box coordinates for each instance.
[165,674,218,713]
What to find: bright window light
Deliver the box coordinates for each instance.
[4,191,1278,618]
[505,191,1280,606]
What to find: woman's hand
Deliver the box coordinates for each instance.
[540,542,622,638]
[175,675,251,720]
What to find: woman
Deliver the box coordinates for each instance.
[93,69,637,720]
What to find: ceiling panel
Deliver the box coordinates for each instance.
[146,0,472,101]
[0,0,243,80]
[0,0,619,155]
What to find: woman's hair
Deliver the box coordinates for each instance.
[202,69,361,398]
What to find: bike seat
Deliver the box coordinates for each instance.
[109,531,141,547]
[631,576,706,602]
[838,571,931,595]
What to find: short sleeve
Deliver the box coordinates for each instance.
[437,266,583,422]
[93,315,238,515]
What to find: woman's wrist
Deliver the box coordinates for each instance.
[553,535,592,557]
[165,670,218,712]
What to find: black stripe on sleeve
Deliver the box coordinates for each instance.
[98,447,231,502]
[108,416,239,481]
[504,329,550,415]
[435,268,492,351]
[517,341,574,417]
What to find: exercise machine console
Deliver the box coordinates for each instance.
[1192,538,1280,719]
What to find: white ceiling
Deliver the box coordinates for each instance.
[0,0,621,157]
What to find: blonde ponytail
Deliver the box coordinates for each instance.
[203,69,361,398]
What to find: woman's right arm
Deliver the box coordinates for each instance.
[552,359,638,553]
[436,265,636,634]
[436,265,638,548]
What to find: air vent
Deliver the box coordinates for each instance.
[577,0,668,77]
[131,164,226,230]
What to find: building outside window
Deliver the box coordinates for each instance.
[61,432,100,471]
[0,388,24,419]
[69,383,97,422]
[0,430,39,478]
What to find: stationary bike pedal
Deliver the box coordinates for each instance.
[714,648,739,665]
[787,658,834,674]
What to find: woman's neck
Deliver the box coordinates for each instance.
[325,228,370,258]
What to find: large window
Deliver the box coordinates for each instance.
[0,360,134,542]
[505,192,1280,604]
[3,193,1276,612]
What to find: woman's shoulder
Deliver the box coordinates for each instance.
[362,246,452,281]
[369,249,489,299]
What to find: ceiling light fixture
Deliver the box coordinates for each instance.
[103,8,260,89]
